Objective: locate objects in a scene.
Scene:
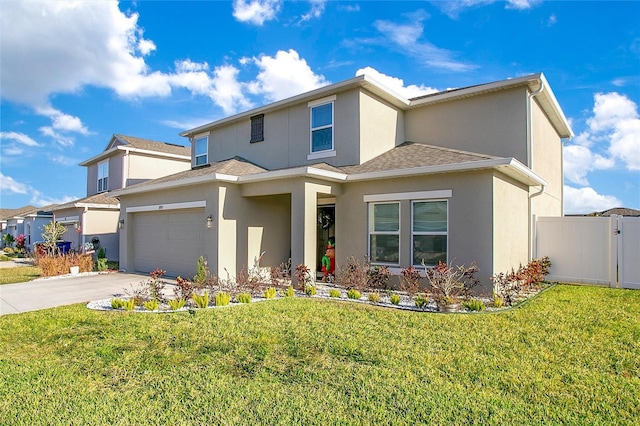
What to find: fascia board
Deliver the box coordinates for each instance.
[180,75,409,138]
[79,146,189,166]
[238,167,348,183]
[79,147,120,166]
[75,203,120,210]
[113,173,239,197]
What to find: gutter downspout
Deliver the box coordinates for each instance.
[82,207,88,250]
[122,149,130,189]
[527,80,544,260]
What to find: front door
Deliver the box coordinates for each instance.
[317,205,335,278]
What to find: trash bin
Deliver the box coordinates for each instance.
[56,241,72,254]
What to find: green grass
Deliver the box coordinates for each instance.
[0,285,638,425]
[0,266,41,284]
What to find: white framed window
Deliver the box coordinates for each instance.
[309,96,335,155]
[97,160,109,193]
[368,202,400,265]
[194,136,208,166]
[412,200,448,267]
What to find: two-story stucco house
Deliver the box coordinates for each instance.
[114,73,573,292]
[46,134,191,260]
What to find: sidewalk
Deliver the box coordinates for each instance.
[0,272,169,315]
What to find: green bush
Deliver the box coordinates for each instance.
[305,285,316,296]
[284,286,295,298]
[390,294,401,305]
[237,292,252,304]
[110,298,124,310]
[492,293,504,308]
[168,299,186,310]
[192,292,210,309]
[347,289,361,300]
[367,293,381,303]
[215,292,231,306]
[96,258,108,271]
[264,287,277,299]
[144,300,159,311]
[123,298,135,311]
[414,294,428,310]
[328,289,341,298]
[463,299,486,311]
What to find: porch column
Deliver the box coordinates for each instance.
[291,182,320,282]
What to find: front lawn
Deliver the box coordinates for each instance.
[0,266,42,284]
[0,285,638,425]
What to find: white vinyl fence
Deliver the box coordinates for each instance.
[535,215,640,289]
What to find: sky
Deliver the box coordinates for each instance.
[0,0,638,214]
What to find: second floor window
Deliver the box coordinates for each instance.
[310,101,333,153]
[250,114,264,143]
[195,136,208,166]
[97,160,108,193]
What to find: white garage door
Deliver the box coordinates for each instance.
[133,209,205,278]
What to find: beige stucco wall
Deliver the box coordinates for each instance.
[84,209,120,260]
[358,90,404,163]
[530,98,563,217]
[85,152,124,195]
[405,88,528,163]
[126,153,190,187]
[336,171,497,293]
[492,173,529,276]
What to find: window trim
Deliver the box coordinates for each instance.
[368,201,401,266]
[97,160,109,193]
[194,135,208,166]
[250,114,264,143]
[309,95,335,156]
[411,199,449,267]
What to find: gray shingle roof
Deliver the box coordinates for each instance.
[46,193,120,211]
[114,134,190,157]
[341,142,499,174]
[0,205,38,220]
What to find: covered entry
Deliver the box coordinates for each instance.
[132,208,205,277]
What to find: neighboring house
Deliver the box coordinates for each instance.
[45,134,191,260]
[0,206,54,250]
[114,73,573,293]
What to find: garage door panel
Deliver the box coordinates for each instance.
[133,209,205,277]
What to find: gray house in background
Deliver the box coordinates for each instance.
[45,134,191,260]
[1,206,54,250]
[114,73,573,293]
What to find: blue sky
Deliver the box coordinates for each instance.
[1,0,638,213]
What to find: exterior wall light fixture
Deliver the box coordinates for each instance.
[118,219,125,229]
[206,215,213,228]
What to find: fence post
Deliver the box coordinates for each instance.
[610,215,618,288]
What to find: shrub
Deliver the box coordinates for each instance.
[143,269,167,302]
[40,221,66,256]
[328,289,341,298]
[37,253,93,277]
[294,264,312,290]
[193,256,208,288]
[335,256,369,291]
[414,294,428,310]
[123,298,135,311]
[463,299,486,311]
[15,234,26,253]
[2,233,15,248]
[96,258,108,271]
[390,294,401,305]
[305,285,316,296]
[192,292,210,309]
[144,300,159,311]
[367,265,392,289]
[368,292,381,303]
[424,260,479,303]
[264,287,277,299]
[237,292,252,304]
[174,276,195,301]
[215,292,231,306]
[491,257,551,306]
[168,299,186,310]
[284,285,295,298]
[492,292,504,308]
[400,266,422,296]
[347,289,361,300]
[111,298,124,310]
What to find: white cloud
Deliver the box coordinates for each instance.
[563,186,621,215]
[29,191,77,208]
[49,155,79,167]
[0,173,29,195]
[0,132,40,147]
[356,67,439,99]
[435,0,542,18]
[38,126,75,147]
[248,50,329,101]
[372,12,476,72]
[232,0,281,25]
[300,0,327,23]
[563,144,614,186]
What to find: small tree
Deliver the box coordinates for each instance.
[2,233,14,248]
[41,221,67,256]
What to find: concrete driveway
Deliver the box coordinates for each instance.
[0,271,175,316]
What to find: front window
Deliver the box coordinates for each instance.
[195,136,208,166]
[97,160,108,193]
[368,202,400,265]
[250,114,264,143]
[310,102,333,153]
[412,201,448,266]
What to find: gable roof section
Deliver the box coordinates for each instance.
[80,134,190,166]
[0,205,38,221]
[46,193,120,211]
[180,73,572,140]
